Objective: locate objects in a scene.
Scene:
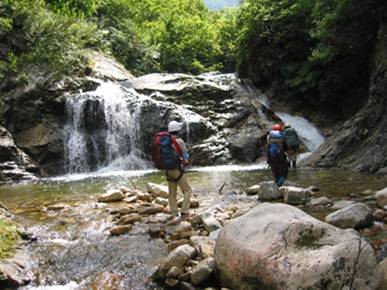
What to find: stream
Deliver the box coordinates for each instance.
[0,166,386,289]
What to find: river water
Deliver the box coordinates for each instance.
[0,166,386,289]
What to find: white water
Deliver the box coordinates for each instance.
[276,112,325,152]
[64,83,150,173]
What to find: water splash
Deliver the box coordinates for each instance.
[64,83,150,173]
[276,112,325,151]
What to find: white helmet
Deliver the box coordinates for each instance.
[168,121,182,132]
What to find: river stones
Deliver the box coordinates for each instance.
[98,189,125,202]
[245,184,260,195]
[178,198,199,209]
[190,257,216,285]
[146,182,169,199]
[376,187,387,208]
[200,212,222,233]
[140,204,164,215]
[378,258,387,290]
[309,196,331,207]
[118,213,142,225]
[215,203,380,290]
[153,244,197,280]
[325,202,373,229]
[331,199,355,210]
[109,225,132,236]
[257,181,282,201]
[189,236,215,259]
[281,186,312,205]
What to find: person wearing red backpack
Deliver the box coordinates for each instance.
[153,121,192,219]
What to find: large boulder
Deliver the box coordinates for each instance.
[215,203,380,290]
[325,202,373,229]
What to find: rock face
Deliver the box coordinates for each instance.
[302,22,387,175]
[215,203,380,290]
[0,126,38,183]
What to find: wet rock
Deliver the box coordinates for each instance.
[331,200,355,210]
[215,203,380,290]
[374,209,385,221]
[309,196,331,207]
[165,278,179,287]
[376,187,387,208]
[119,186,131,194]
[166,266,184,279]
[136,191,153,202]
[140,204,164,215]
[178,198,199,209]
[246,184,260,195]
[200,212,222,233]
[98,190,125,203]
[117,206,137,215]
[109,225,132,236]
[154,197,169,207]
[155,245,197,279]
[168,240,190,252]
[362,189,374,196]
[190,215,202,226]
[179,281,196,290]
[0,248,32,287]
[148,225,166,239]
[191,257,216,285]
[124,196,137,203]
[146,182,169,199]
[258,181,282,201]
[325,202,373,229]
[118,213,142,225]
[378,258,387,290]
[281,186,312,205]
[189,236,215,259]
[307,185,320,192]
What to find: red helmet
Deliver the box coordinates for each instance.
[272,124,282,131]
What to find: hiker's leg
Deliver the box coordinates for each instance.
[178,173,192,214]
[167,169,180,216]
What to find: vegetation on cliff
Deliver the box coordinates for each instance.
[1,0,385,118]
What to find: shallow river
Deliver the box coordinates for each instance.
[0,166,386,289]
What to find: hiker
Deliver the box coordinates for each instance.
[283,123,300,168]
[267,124,288,186]
[153,121,192,218]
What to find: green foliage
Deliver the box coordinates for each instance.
[0,0,100,82]
[235,0,382,114]
[0,219,18,260]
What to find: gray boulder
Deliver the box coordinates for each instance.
[375,187,387,208]
[258,181,282,201]
[215,203,380,290]
[281,186,312,205]
[190,257,216,285]
[325,202,373,229]
[200,212,222,233]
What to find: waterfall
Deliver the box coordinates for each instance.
[64,82,149,173]
[276,112,325,152]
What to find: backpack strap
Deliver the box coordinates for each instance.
[166,167,184,183]
[171,136,183,159]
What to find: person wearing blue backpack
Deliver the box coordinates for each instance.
[266,124,288,186]
[153,121,191,220]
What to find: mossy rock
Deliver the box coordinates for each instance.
[0,219,19,260]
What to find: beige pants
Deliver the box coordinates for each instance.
[166,169,192,216]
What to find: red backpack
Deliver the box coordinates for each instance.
[152,132,183,170]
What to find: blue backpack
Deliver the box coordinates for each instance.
[267,131,284,163]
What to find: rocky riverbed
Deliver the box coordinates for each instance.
[0,167,386,289]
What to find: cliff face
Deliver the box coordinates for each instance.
[303,20,387,175]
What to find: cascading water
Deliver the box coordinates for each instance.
[64,82,150,173]
[276,112,325,158]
